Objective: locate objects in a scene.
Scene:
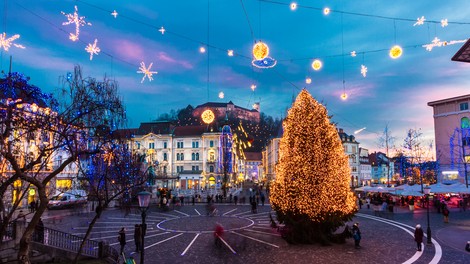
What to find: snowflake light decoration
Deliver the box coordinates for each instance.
[361,65,368,77]
[251,84,256,91]
[159,26,165,35]
[85,39,100,60]
[441,19,448,27]
[0,32,25,51]
[413,16,426,26]
[422,37,467,51]
[111,10,118,18]
[350,51,357,57]
[137,62,158,83]
[61,5,92,41]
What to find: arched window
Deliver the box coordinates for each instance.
[192,153,195,160]
[461,117,470,129]
[195,153,199,160]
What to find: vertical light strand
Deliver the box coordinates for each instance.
[341,11,346,99]
[206,0,210,101]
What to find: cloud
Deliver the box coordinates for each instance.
[157,52,193,69]
[110,39,145,62]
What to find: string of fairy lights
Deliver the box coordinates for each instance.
[2,0,470,101]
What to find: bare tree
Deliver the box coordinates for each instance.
[377,125,395,186]
[0,66,127,263]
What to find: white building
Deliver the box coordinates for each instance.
[338,128,360,187]
[359,147,372,186]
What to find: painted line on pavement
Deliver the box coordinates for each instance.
[194,209,201,215]
[174,210,190,217]
[231,231,279,248]
[94,221,155,225]
[222,208,238,216]
[244,229,281,237]
[181,233,200,256]
[357,213,442,264]
[217,234,237,254]
[144,233,183,249]
[232,210,252,216]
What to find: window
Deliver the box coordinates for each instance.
[462,117,470,129]
[210,140,214,147]
[210,165,214,172]
[177,166,183,173]
[460,102,469,111]
[163,153,168,161]
[163,142,167,149]
[149,142,155,149]
[163,166,167,173]
[343,145,348,152]
[352,146,356,153]
[136,142,140,149]
[195,153,199,160]
[192,141,199,148]
[192,166,199,171]
[192,153,196,160]
[177,153,184,161]
[177,141,184,148]
[209,151,215,162]
[181,153,184,160]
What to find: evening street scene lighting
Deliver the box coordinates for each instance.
[1,1,470,263]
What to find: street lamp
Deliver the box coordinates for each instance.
[423,187,432,244]
[137,191,151,264]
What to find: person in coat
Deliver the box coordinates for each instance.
[352,222,361,249]
[118,227,126,254]
[414,224,424,251]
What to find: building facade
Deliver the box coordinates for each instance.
[428,94,470,183]
[359,147,372,186]
[193,101,260,123]
[338,128,360,187]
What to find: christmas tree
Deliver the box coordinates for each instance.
[270,89,357,244]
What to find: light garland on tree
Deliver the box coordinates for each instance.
[422,37,467,51]
[85,39,100,60]
[0,32,25,51]
[61,5,92,42]
[270,89,356,223]
[137,62,158,83]
[413,16,426,26]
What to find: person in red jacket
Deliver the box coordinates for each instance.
[414,224,424,251]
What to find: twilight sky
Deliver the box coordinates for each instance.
[2,0,470,154]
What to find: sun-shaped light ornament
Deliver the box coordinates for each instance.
[311,59,322,71]
[201,109,215,124]
[340,92,348,100]
[389,45,403,59]
[253,41,269,60]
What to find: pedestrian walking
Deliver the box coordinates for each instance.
[30,200,36,213]
[260,192,265,206]
[352,222,361,249]
[118,227,126,254]
[414,224,424,251]
[134,224,142,253]
[443,205,450,223]
[366,197,371,209]
[234,195,238,205]
[359,198,363,209]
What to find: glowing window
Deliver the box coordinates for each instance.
[461,117,470,128]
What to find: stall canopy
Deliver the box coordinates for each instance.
[429,182,470,194]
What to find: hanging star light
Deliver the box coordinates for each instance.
[441,19,448,27]
[311,59,322,71]
[227,50,234,56]
[251,84,256,91]
[0,32,25,51]
[85,39,100,60]
[159,26,166,35]
[252,41,269,60]
[422,37,467,51]
[290,2,297,10]
[361,65,368,77]
[323,7,330,15]
[61,5,92,41]
[413,16,426,26]
[219,91,224,99]
[111,10,118,18]
[350,51,357,57]
[389,45,403,59]
[137,62,158,83]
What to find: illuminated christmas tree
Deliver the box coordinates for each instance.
[270,89,357,244]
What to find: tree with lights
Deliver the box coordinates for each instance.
[0,66,133,263]
[270,89,357,244]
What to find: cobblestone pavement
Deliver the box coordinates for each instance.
[41,203,470,264]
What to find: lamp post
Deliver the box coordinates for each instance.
[423,187,432,244]
[137,191,151,264]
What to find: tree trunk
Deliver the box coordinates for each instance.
[73,200,104,264]
[17,187,48,264]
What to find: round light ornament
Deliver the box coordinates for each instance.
[252,41,269,60]
[311,59,322,71]
[305,77,312,84]
[323,7,330,15]
[218,91,224,99]
[201,110,215,124]
[340,92,348,100]
[389,45,403,59]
